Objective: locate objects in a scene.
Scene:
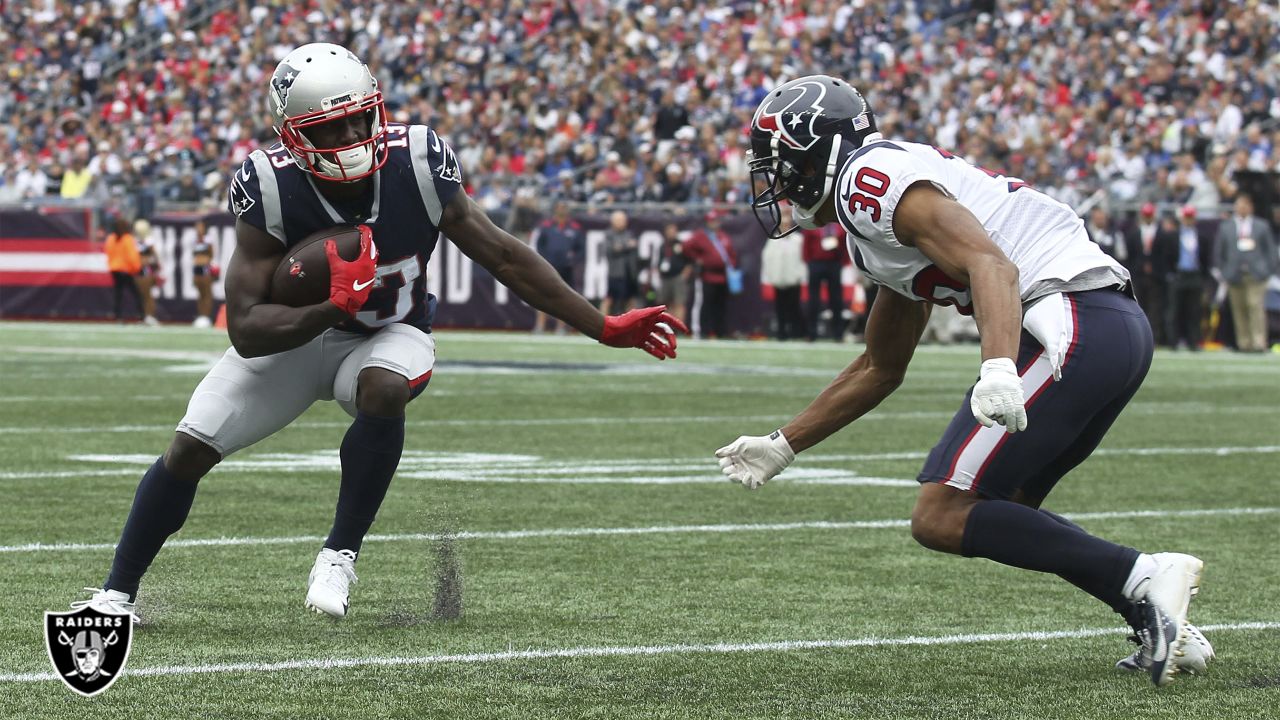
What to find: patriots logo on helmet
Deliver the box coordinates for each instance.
[271,61,304,115]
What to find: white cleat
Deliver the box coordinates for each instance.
[71,587,141,625]
[1117,623,1215,674]
[305,548,357,618]
[1131,552,1203,686]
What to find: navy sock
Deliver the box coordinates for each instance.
[962,501,1139,611]
[1039,509,1137,619]
[325,412,405,554]
[1040,509,1083,532]
[105,457,199,600]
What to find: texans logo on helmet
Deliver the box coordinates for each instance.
[752,79,832,151]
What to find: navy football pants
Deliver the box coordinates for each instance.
[918,288,1154,502]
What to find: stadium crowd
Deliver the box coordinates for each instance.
[2,0,1279,220]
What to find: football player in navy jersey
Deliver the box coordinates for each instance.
[73,43,687,621]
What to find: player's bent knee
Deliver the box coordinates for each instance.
[909,508,951,551]
[163,432,220,483]
[910,485,974,554]
[355,367,410,417]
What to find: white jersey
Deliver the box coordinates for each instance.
[833,139,1127,314]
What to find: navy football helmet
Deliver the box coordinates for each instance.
[749,75,878,237]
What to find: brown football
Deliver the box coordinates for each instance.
[269,226,364,307]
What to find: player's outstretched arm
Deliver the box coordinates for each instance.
[893,182,1026,432]
[717,290,928,489]
[782,289,929,451]
[225,218,349,358]
[442,193,688,358]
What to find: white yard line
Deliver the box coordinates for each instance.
[806,445,1280,462]
[396,471,917,486]
[0,621,1275,683]
[0,507,1274,555]
[2,443,1278,482]
[0,395,177,403]
[8,323,1280,364]
[8,345,222,362]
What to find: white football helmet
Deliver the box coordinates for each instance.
[268,43,388,182]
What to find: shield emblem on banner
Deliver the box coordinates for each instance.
[44,605,134,697]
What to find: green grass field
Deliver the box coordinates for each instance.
[0,320,1277,719]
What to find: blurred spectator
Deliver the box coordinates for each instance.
[530,200,584,334]
[802,225,847,342]
[170,172,202,203]
[14,159,49,199]
[761,216,807,341]
[602,210,640,315]
[0,167,21,204]
[684,210,739,339]
[1086,206,1131,269]
[654,222,692,329]
[1130,203,1177,347]
[134,219,160,326]
[593,152,630,201]
[1214,193,1277,352]
[102,216,143,322]
[60,152,95,199]
[1168,206,1211,350]
[657,162,692,203]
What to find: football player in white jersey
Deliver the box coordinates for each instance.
[716,76,1211,685]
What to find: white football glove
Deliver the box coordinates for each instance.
[715,430,795,490]
[970,358,1027,433]
[1022,292,1067,381]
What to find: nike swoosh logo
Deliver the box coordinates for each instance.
[1151,619,1168,662]
[352,278,375,292]
[238,166,251,182]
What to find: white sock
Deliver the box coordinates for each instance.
[1122,553,1158,601]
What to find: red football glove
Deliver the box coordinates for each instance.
[326,224,379,316]
[599,305,690,360]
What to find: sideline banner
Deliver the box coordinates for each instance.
[0,207,105,319]
[0,208,786,335]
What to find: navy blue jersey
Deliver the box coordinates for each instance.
[227,123,463,333]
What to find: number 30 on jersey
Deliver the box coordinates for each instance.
[843,167,892,222]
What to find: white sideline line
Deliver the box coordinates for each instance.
[0,507,1274,555]
[1,621,1276,683]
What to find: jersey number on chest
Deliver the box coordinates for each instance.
[844,167,892,223]
[353,256,421,328]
